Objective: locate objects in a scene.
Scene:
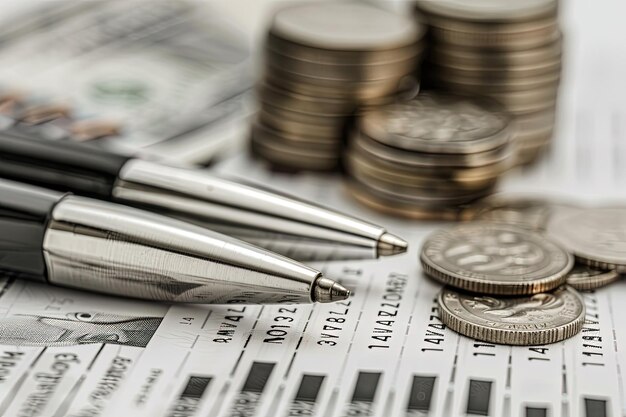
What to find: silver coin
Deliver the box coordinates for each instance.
[261,100,347,125]
[421,223,573,295]
[260,83,354,116]
[515,108,556,132]
[259,110,344,139]
[427,19,560,51]
[346,152,498,191]
[265,48,422,82]
[360,92,512,154]
[430,57,562,80]
[252,120,340,146]
[438,286,585,345]
[428,38,562,70]
[353,132,514,169]
[350,146,512,188]
[346,180,471,221]
[266,32,424,65]
[431,22,561,52]
[265,65,414,100]
[546,207,626,272]
[350,168,495,205]
[429,64,561,92]
[566,264,621,291]
[272,2,422,51]
[415,0,558,23]
[250,137,340,171]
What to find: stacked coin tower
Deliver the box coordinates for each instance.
[346,92,515,219]
[415,0,562,164]
[252,2,425,171]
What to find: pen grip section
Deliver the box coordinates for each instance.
[0,132,130,198]
[0,179,65,282]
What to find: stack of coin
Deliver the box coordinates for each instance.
[252,2,425,171]
[414,0,562,164]
[346,92,515,219]
[421,222,585,345]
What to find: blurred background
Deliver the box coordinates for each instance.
[1,0,625,212]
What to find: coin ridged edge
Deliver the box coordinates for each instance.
[574,256,626,274]
[437,287,585,345]
[567,269,621,291]
[421,255,569,295]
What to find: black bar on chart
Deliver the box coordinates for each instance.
[407,375,436,412]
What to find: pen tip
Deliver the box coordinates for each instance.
[313,277,351,303]
[377,232,409,257]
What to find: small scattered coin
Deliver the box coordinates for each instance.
[566,264,621,291]
[421,222,573,295]
[437,286,585,345]
[546,207,626,272]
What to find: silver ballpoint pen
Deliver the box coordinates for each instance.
[1,131,408,261]
[2,179,350,304]
[113,160,409,261]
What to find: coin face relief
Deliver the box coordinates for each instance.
[420,222,573,295]
[438,286,585,345]
[546,207,626,272]
[361,93,511,154]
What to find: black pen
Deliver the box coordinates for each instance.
[0,130,407,261]
[0,179,349,304]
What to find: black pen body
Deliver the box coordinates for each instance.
[0,179,65,282]
[0,130,130,198]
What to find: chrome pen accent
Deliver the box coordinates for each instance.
[0,179,349,304]
[42,196,348,304]
[112,159,408,261]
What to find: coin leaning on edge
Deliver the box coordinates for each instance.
[437,286,585,345]
[546,207,626,273]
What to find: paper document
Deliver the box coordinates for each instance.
[2,1,626,416]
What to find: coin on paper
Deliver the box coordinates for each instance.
[546,207,626,272]
[566,264,620,292]
[420,222,573,295]
[437,286,585,345]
